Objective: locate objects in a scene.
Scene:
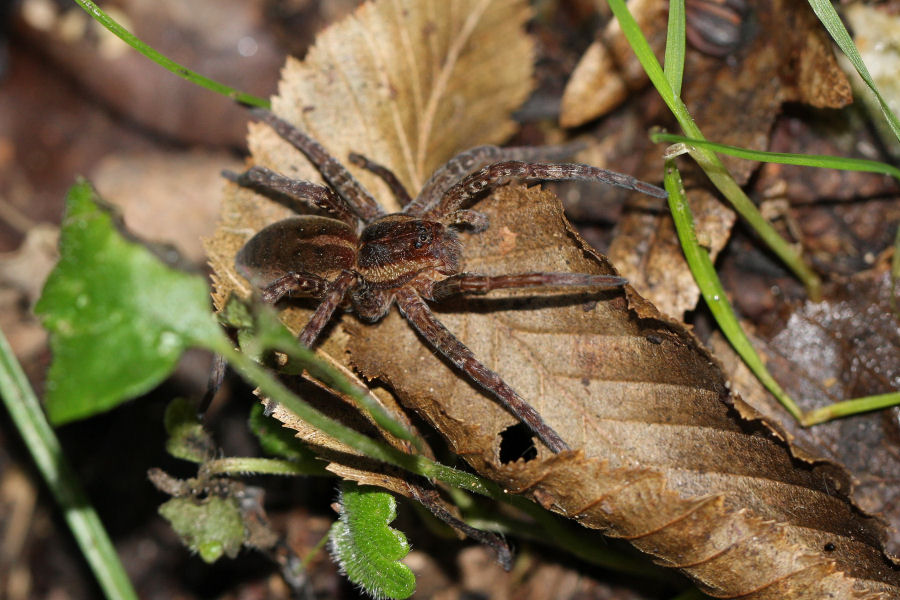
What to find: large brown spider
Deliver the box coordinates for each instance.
[228,109,667,454]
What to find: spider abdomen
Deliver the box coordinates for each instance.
[236,215,357,287]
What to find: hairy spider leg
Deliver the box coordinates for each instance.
[251,109,384,223]
[425,160,668,220]
[348,152,414,207]
[394,286,570,453]
[407,141,587,216]
[429,272,628,301]
[260,272,332,304]
[408,484,512,570]
[345,152,490,232]
[223,166,356,226]
[297,270,358,347]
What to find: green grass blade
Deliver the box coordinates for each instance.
[663,161,804,421]
[71,0,269,108]
[652,133,900,178]
[807,0,900,143]
[664,0,686,98]
[0,327,138,600]
[607,0,822,299]
[802,391,900,426]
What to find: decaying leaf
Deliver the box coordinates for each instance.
[570,0,853,318]
[716,260,900,557]
[206,0,900,597]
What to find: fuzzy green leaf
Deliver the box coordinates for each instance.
[330,482,415,600]
[159,496,245,563]
[34,180,226,424]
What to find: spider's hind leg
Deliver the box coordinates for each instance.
[426,161,668,219]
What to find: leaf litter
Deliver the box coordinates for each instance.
[205,0,900,597]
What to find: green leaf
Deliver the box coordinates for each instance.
[34,180,227,424]
[652,132,900,179]
[159,496,246,563]
[329,482,415,600]
[248,402,323,466]
[663,0,686,98]
[164,398,215,463]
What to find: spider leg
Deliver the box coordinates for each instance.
[348,152,413,207]
[297,270,357,347]
[408,484,512,570]
[407,141,587,216]
[394,286,570,454]
[427,272,627,301]
[259,272,331,304]
[223,167,356,226]
[424,160,668,219]
[441,209,489,231]
[251,109,384,223]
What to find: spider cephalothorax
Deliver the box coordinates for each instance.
[228,109,667,454]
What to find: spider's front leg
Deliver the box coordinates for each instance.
[427,272,627,300]
[425,160,668,219]
[297,270,357,347]
[394,287,570,454]
[223,166,356,226]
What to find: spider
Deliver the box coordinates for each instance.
[227,109,667,454]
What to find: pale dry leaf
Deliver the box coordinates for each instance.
[205,0,534,488]
[93,150,240,264]
[559,0,666,128]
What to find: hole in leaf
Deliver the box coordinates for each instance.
[498,423,537,464]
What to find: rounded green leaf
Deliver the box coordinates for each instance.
[34,181,226,424]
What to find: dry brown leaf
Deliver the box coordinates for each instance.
[206,0,900,596]
[349,185,900,598]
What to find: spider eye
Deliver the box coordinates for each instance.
[414,230,431,248]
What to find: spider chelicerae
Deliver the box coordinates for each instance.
[227,109,667,454]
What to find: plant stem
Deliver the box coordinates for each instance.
[802,392,900,426]
[0,327,138,600]
[663,161,804,421]
[71,0,269,108]
[204,456,328,477]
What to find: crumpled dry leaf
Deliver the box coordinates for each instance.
[206,0,900,596]
[568,0,852,319]
[350,184,900,598]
